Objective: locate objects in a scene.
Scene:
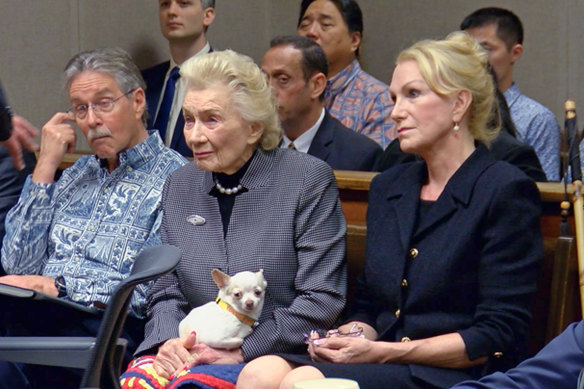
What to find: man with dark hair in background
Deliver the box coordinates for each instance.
[297,0,395,149]
[461,7,560,181]
[262,35,381,171]
[143,0,216,157]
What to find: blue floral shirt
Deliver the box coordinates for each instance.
[1,132,186,318]
[325,59,396,149]
[504,83,561,181]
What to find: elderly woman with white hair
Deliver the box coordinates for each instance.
[120,50,347,389]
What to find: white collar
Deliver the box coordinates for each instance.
[281,108,325,153]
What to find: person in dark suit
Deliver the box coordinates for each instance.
[374,89,547,182]
[142,0,216,157]
[451,320,584,389]
[261,35,381,171]
[120,50,347,389]
[0,81,38,170]
[0,81,38,268]
[237,32,543,389]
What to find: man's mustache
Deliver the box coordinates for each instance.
[87,127,112,142]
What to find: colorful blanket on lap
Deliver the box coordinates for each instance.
[120,355,245,389]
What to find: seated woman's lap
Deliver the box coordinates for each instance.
[279,354,442,389]
[120,355,245,389]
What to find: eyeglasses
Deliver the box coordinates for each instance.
[69,89,136,120]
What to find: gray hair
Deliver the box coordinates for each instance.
[202,0,215,8]
[180,49,282,151]
[63,47,147,126]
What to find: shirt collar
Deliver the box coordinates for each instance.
[168,42,211,71]
[281,108,325,153]
[327,59,361,96]
[98,130,167,172]
[503,83,521,108]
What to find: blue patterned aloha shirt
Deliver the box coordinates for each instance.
[1,132,186,318]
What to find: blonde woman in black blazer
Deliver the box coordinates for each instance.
[237,32,543,389]
[120,50,347,388]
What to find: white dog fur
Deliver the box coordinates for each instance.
[178,268,267,349]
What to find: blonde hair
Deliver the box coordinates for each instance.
[397,31,499,145]
[180,50,282,150]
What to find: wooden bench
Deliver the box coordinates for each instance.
[335,170,581,356]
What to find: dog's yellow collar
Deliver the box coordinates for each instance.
[215,297,258,328]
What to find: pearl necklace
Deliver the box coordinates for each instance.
[215,180,243,195]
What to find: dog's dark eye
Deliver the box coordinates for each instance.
[234,292,242,299]
[254,290,262,297]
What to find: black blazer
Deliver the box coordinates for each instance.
[308,111,382,171]
[142,61,191,157]
[350,144,543,387]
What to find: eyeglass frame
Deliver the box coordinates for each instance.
[68,88,137,120]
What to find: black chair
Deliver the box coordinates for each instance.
[0,244,181,389]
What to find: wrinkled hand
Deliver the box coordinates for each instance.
[308,335,376,364]
[153,332,197,379]
[187,343,244,368]
[32,111,76,183]
[0,274,58,296]
[0,115,39,170]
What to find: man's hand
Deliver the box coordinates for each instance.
[0,115,39,170]
[32,111,76,183]
[153,332,198,379]
[0,274,58,297]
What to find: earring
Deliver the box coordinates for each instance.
[453,122,460,132]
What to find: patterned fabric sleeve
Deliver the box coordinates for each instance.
[359,89,395,150]
[1,176,57,274]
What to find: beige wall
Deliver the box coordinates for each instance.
[0,1,580,151]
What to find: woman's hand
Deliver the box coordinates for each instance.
[153,332,245,379]
[308,336,379,364]
[184,343,244,370]
[153,332,197,379]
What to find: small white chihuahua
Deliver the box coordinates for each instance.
[178,268,267,349]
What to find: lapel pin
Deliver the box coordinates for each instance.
[187,214,206,226]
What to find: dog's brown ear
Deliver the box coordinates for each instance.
[211,268,230,289]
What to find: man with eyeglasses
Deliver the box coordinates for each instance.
[0,47,186,388]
